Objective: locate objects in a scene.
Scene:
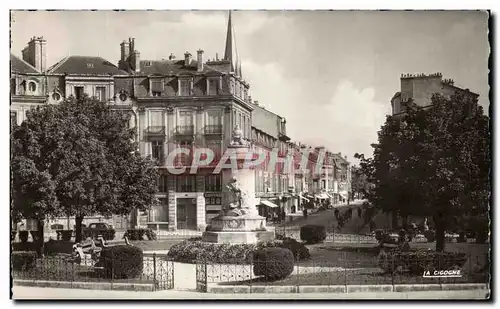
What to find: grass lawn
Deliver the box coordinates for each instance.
[131,239,181,252]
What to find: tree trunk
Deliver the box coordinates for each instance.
[402,215,409,230]
[434,214,446,252]
[75,215,84,243]
[35,219,44,257]
[391,211,398,230]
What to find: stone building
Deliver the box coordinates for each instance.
[10,13,300,232]
[391,72,480,116]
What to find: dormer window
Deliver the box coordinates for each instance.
[179,79,191,96]
[150,78,162,97]
[28,81,37,93]
[86,63,94,68]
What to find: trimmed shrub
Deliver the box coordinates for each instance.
[12,251,37,271]
[124,229,145,241]
[44,240,74,256]
[30,231,40,242]
[278,237,310,261]
[300,225,326,244]
[100,245,143,279]
[19,231,29,243]
[11,231,17,241]
[253,247,294,281]
[167,240,257,264]
[60,230,73,241]
[145,229,157,240]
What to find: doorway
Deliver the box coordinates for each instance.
[177,198,197,229]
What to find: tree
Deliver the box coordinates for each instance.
[359,93,490,251]
[350,164,371,200]
[11,96,159,246]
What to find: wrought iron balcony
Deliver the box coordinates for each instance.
[145,126,166,135]
[204,124,223,134]
[175,125,194,135]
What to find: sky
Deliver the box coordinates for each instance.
[10,10,490,163]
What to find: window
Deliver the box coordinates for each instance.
[208,79,218,95]
[20,81,26,95]
[86,63,94,68]
[179,80,190,96]
[206,110,221,134]
[151,140,164,162]
[178,111,193,134]
[205,174,222,192]
[28,81,36,93]
[158,174,168,192]
[74,86,84,100]
[321,180,326,189]
[150,110,164,127]
[176,175,196,192]
[96,87,106,102]
[151,79,162,96]
[235,82,240,97]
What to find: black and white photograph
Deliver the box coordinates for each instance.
[8,6,492,301]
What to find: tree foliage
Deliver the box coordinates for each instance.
[357,93,490,251]
[11,96,159,243]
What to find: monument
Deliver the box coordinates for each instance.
[202,125,275,244]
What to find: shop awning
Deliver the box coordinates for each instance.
[315,193,329,199]
[326,193,334,199]
[260,200,279,208]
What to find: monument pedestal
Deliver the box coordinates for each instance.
[201,139,275,244]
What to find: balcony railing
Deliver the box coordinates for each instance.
[204,124,223,134]
[145,126,166,135]
[175,125,194,135]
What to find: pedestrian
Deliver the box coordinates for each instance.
[303,208,308,219]
[357,207,362,218]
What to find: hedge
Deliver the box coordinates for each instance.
[300,225,326,244]
[11,231,17,241]
[253,247,294,281]
[99,245,144,279]
[12,251,37,271]
[60,230,73,241]
[378,249,467,275]
[167,238,311,264]
[123,229,157,241]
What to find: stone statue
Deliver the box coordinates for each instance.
[423,218,429,231]
[221,177,252,217]
[230,125,249,147]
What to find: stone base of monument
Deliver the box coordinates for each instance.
[201,214,275,244]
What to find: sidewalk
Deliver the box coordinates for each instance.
[11,286,490,300]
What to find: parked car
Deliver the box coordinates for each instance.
[83,222,116,240]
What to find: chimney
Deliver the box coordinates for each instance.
[22,36,47,72]
[128,38,135,55]
[168,53,175,60]
[184,52,192,66]
[120,40,130,62]
[130,50,140,73]
[197,49,204,72]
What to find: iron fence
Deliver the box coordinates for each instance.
[195,251,490,291]
[12,253,174,291]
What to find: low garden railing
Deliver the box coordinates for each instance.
[12,253,174,291]
[195,251,490,292]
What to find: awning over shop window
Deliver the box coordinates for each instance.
[315,193,329,199]
[326,193,334,199]
[260,200,279,208]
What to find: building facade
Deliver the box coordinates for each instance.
[391,72,480,116]
[11,15,352,232]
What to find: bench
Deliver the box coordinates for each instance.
[96,235,131,248]
[71,238,102,266]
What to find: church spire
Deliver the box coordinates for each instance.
[224,11,234,72]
